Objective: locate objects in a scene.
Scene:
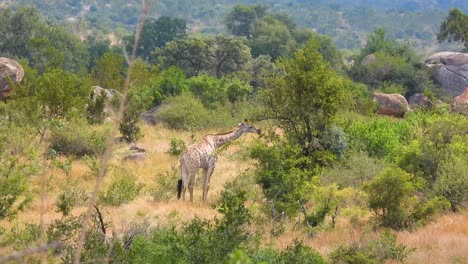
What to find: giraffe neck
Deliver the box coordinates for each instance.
[205,126,244,149]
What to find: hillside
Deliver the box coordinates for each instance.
[0,2,467,263]
[4,0,467,50]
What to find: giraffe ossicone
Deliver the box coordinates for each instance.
[177,122,261,202]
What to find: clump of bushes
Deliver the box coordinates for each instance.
[167,138,186,156]
[100,168,144,206]
[364,167,449,229]
[329,230,414,263]
[149,167,180,201]
[157,92,237,130]
[50,119,109,157]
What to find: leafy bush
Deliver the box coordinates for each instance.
[100,168,144,206]
[278,240,326,264]
[157,92,210,130]
[347,117,412,158]
[0,224,40,250]
[329,230,414,264]
[119,89,151,142]
[167,138,186,156]
[434,157,468,211]
[250,138,318,217]
[322,151,386,188]
[364,167,449,229]
[0,122,38,220]
[123,188,253,263]
[86,89,107,124]
[149,167,180,201]
[50,119,110,157]
[157,66,188,98]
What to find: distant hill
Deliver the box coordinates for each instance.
[4,0,467,50]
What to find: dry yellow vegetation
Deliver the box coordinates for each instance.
[1,123,467,263]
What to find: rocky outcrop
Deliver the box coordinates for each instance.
[408,93,431,108]
[142,105,164,126]
[361,53,377,66]
[123,152,145,161]
[426,52,468,96]
[123,145,147,161]
[373,93,410,117]
[451,87,468,115]
[0,57,24,101]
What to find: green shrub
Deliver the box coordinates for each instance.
[167,138,186,156]
[322,151,386,188]
[279,240,325,264]
[364,167,449,229]
[434,157,468,211]
[86,89,107,124]
[158,66,188,97]
[329,230,414,264]
[149,167,180,201]
[100,168,144,206]
[250,138,318,217]
[50,120,109,157]
[119,109,141,142]
[119,90,151,142]
[347,117,412,158]
[364,167,416,229]
[123,188,253,264]
[0,223,40,250]
[157,92,210,130]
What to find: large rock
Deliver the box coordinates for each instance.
[373,93,410,117]
[426,52,468,96]
[361,53,377,66]
[0,57,24,101]
[451,87,468,115]
[408,93,431,108]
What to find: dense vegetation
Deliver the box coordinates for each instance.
[4,0,468,50]
[0,3,467,264]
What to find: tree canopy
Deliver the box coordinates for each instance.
[437,8,468,51]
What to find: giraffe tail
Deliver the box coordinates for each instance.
[177,179,183,200]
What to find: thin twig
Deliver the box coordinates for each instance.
[72,1,152,263]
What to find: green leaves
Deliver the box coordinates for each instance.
[259,38,349,157]
[437,8,468,51]
[156,35,252,78]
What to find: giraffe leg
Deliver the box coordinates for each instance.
[188,172,195,203]
[180,165,188,201]
[201,168,209,202]
[204,166,215,202]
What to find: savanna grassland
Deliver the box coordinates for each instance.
[1,1,468,264]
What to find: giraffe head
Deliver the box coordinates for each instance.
[239,121,261,135]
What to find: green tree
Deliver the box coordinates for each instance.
[437,8,468,51]
[0,7,89,72]
[259,38,349,157]
[224,4,267,39]
[364,167,449,229]
[86,36,111,70]
[92,52,125,91]
[250,15,296,60]
[127,16,187,61]
[37,69,91,118]
[156,35,252,78]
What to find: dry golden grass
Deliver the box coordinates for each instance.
[2,123,468,264]
[398,212,468,264]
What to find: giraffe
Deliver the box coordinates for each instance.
[177,122,261,202]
